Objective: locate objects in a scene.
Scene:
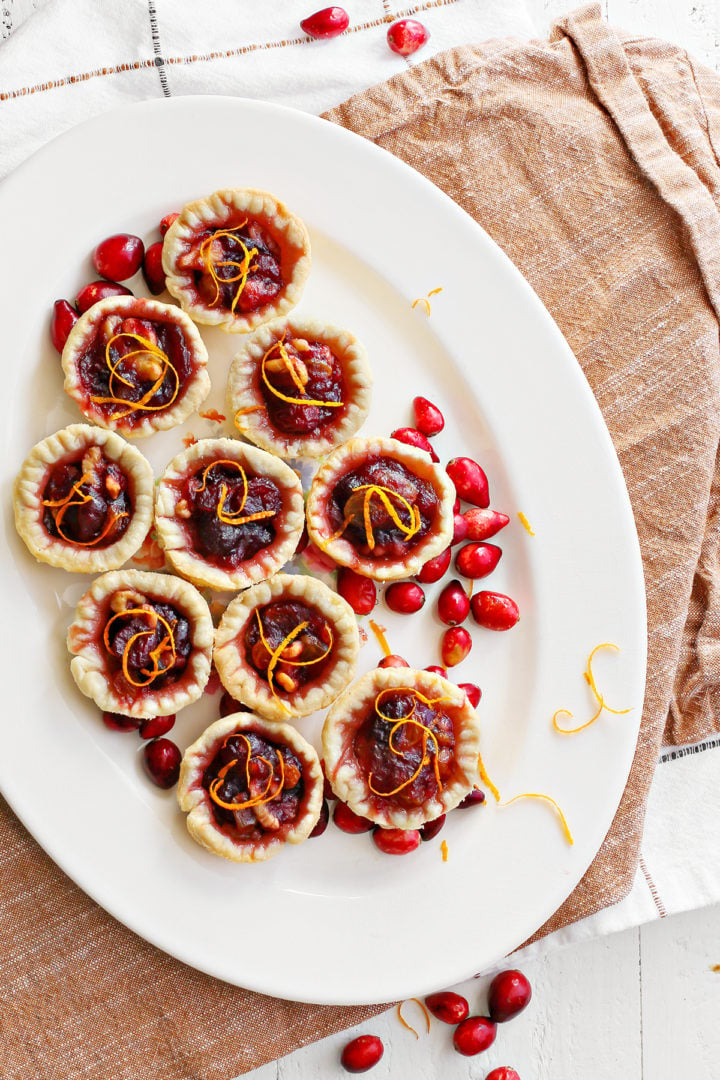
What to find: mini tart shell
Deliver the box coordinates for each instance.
[61,295,210,438]
[67,569,213,718]
[13,424,154,573]
[177,712,323,863]
[227,315,373,459]
[214,573,360,722]
[162,188,311,334]
[306,436,456,581]
[322,667,482,829]
[154,438,305,591]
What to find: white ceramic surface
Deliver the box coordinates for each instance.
[0,96,646,1006]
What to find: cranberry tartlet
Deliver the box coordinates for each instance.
[227,316,372,458]
[177,713,323,862]
[154,438,305,591]
[67,569,213,718]
[214,573,359,722]
[162,188,311,334]
[306,436,455,580]
[322,667,482,829]
[62,296,210,438]
[14,424,154,573]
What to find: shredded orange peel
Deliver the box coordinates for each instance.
[328,484,420,552]
[368,688,451,799]
[553,642,631,735]
[517,511,535,536]
[200,222,258,313]
[499,792,575,845]
[411,286,443,316]
[368,619,391,657]
[441,839,449,862]
[209,733,285,812]
[43,470,128,547]
[396,998,431,1039]
[90,332,179,419]
[260,338,344,410]
[477,752,500,803]
[195,459,276,528]
[255,611,333,714]
[103,606,176,689]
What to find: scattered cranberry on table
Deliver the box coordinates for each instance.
[424,664,447,678]
[159,211,179,235]
[452,1015,497,1056]
[50,299,79,353]
[456,788,486,809]
[416,547,451,584]
[102,711,141,732]
[455,542,502,579]
[437,579,471,626]
[458,681,482,708]
[419,813,445,841]
[337,567,377,615]
[340,1033,384,1073]
[471,591,520,631]
[424,990,470,1024]
[441,625,472,667]
[446,457,490,508]
[92,233,145,282]
[138,714,176,740]
[333,801,374,834]
[486,1068,522,1080]
[377,653,410,669]
[142,737,181,789]
[488,968,532,1023]
[75,280,133,313]
[451,513,469,545]
[413,395,444,436]
[300,6,349,39]
[385,580,425,615]
[372,826,420,855]
[142,240,166,295]
[386,18,429,57]
[464,507,510,541]
[390,426,439,461]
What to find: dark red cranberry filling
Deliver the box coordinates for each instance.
[182,462,282,567]
[104,598,191,689]
[354,691,457,810]
[329,456,438,556]
[42,453,131,547]
[193,220,284,314]
[202,729,304,838]
[244,600,334,691]
[260,338,346,435]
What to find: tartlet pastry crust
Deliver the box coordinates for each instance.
[163,188,311,334]
[227,315,372,459]
[154,438,305,591]
[214,573,360,722]
[67,569,213,718]
[14,424,154,573]
[177,712,323,863]
[322,667,482,829]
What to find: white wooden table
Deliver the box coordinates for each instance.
[244,2,720,1076]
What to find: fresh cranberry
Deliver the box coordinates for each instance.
[320,759,336,801]
[295,523,310,556]
[385,581,425,614]
[453,497,461,515]
[420,814,446,841]
[416,547,451,584]
[102,711,141,732]
[50,299,78,353]
[142,240,166,295]
[76,280,133,313]
[471,591,520,631]
[333,802,374,834]
[413,396,444,436]
[142,738,181,789]
[452,513,469,545]
[446,457,490,508]
[337,567,377,615]
[372,827,420,855]
[93,233,145,282]
[458,682,482,708]
[488,969,532,1023]
[457,788,486,809]
[486,1069,522,1080]
[310,799,330,838]
[378,653,410,669]
[159,212,179,236]
[219,690,252,717]
[437,579,470,626]
[463,508,510,541]
[390,427,439,462]
[340,1034,384,1073]
[300,6,349,38]
[452,1015,496,1056]
[441,626,472,667]
[425,665,447,678]
[455,542,502,579]
[425,990,470,1024]
[138,714,176,739]
[387,18,429,56]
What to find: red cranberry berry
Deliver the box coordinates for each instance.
[102,711,141,732]
[385,581,425,614]
[458,682,482,708]
[390,426,439,462]
[50,299,79,353]
[159,212,179,236]
[372,827,420,855]
[309,799,330,838]
[320,759,336,801]
[93,233,145,282]
[420,814,446,841]
[337,567,377,615]
[413,395,444,436]
[340,1034,384,1073]
[452,1015,497,1056]
[437,579,471,626]
[441,626,472,668]
[300,6,349,38]
[142,240,166,295]
[446,457,490,508]
[76,280,133,313]
[417,547,451,584]
[488,969,532,1023]
[425,665,447,678]
[333,802,374,834]
[425,990,470,1024]
[457,788,486,809]
[138,714,176,740]
[387,18,429,57]
[452,513,469,545]
[295,524,310,556]
[378,653,410,669]
[455,542,502,579]
[142,738,181,789]
[486,1069,522,1080]
[471,591,520,631]
[463,508,510,541]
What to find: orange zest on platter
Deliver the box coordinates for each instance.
[411,286,442,316]
[199,408,226,422]
[182,433,197,448]
[441,839,449,862]
[477,752,500,802]
[368,619,391,657]
[500,792,574,845]
[517,511,535,535]
[90,332,179,419]
[200,222,258,313]
[553,642,631,735]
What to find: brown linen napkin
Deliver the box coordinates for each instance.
[3,5,720,1078]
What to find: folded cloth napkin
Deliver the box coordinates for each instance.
[2,4,720,1079]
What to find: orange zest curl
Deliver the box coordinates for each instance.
[477,752,500,802]
[499,792,574,845]
[368,619,391,657]
[90,332,179,419]
[368,688,451,799]
[396,999,431,1039]
[553,642,631,735]
[200,222,258,313]
[517,511,535,536]
[208,733,285,811]
[103,606,176,689]
[182,433,197,448]
[195,459,277,528]
[260,339,344,409]
[42,471,128,547]
[328,484,420,552]
[411,286,443,316]
[255,612,333,713]
[199,408,226,422]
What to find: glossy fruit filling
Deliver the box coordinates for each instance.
[179,459,282,568]
[259,336,346,435]
[190,218,284,314]
[353,689,459,810]
[202,729,304,839]
[42,446,131,548]
[244,600,334,694]
[329,456,438,557]
[76,315,196,431]
[102,592,191,692]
